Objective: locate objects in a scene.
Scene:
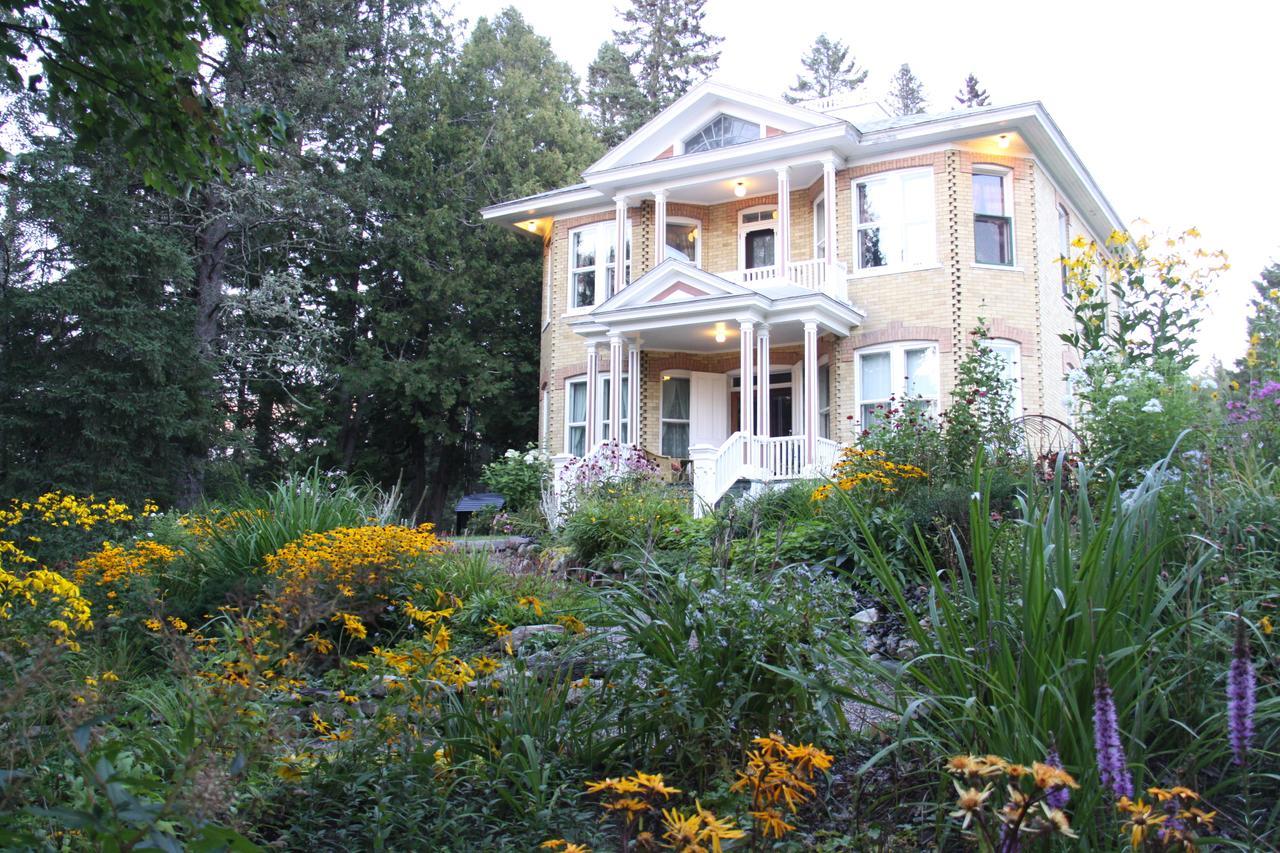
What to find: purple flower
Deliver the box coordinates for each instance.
[1228,618,1257,766]
[1093,664,1133,799]
[1044,745,1071,810]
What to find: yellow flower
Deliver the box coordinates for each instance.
[484,619,511,639]
[750,807,795,839]
[101,670,119,682]
[518,595,544,616]
[1119,799,1166,849]
[337,690,359,704]
[556,614,586,634]
[949,780,993,829]
[1261,616,1273,636]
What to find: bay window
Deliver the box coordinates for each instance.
[565,379,587,456]
[973,168,1013,265]
[600,376,631,444]
[855,342,939,429]
[569,220,631,310]
[854,168,934,271]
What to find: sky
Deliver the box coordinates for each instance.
[453,0,1279,369]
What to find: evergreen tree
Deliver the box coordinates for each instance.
[784,34,867,104]
[586,42,647,147]
[614,0,722,117]
[886,63,927,116]
[1239,264,1280,380]
[956,73,991,107]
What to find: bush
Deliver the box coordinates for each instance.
[481,445,552,514]
[557,481,691,566]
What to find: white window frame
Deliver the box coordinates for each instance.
[737,205,779,270]
[564,378,588,456]
[679,113,763,155]
[813,193,827,260]
[972,165,1015,267]
[664,216,702,266]
[983,339,1023,418]
[659,371,692,458]
[854,341,940,428]
[1057,203,1071,295]
[817,358,831,439]
[853,167,935,273]
[567,219,631,312]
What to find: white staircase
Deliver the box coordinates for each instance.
[688,432,842,516]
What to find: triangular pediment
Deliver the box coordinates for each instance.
[584,80,832,175]
[591,260,748,313]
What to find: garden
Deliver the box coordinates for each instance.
[1,234,1277,851]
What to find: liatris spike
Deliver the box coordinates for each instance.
[1227,617,1257,766]
[1093,664,1133,799]
[1044,743,1071,810]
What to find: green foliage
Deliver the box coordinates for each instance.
[585,41,647,147]
[942,322,1019,479]
[614,0,723,113]
[885,63,926,115]
[955,73,991,107]
[1237,262,1280,380]
[557,481,693,566]
[481,445,552,515]
[784,34,868,103]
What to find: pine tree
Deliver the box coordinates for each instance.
[614,0,723,117]
[784,34,867,104]
[1239,264,1280,380]
[956,73,991,107]
[586,42,647,147]
[885,63,927,116]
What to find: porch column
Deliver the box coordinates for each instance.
[614,195,629,294]
[739,320,755,450]
[756,325,771,440]
[627,340,642,446]
[803,322,819,465]
[822,157,838,268]
[585,342,599,452]
[652,189,667,268]
[775,166,791,278]
[608,334,623,444]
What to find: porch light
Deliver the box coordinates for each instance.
[734,180,747,198]
[714,322,727,344]
[997,134,1010,148]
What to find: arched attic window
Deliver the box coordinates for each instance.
[683,114,760,153]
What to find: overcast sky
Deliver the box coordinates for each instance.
[452,0,1278,369]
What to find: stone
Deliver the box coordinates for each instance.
[853,607,879,626]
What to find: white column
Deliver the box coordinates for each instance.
[585,342,599,452]
[608,335,623,444]
[803,322,819,464]
[822,158,838,268]
[652,189,667,268]
[614,195,628,294]
[756,325,771,440]
[739,321,755,451]
[775,166,791,279]
[627,341,641,446]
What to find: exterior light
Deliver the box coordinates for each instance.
[714,322,727,344]
[520,220,539,232]
[734,180,747,198]
[997,134,1010,148]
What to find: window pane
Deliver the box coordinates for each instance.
[973,174,1005,216]
[568,425,585,457]
[745,229,775,269]
[903,221,931,265]
[818,364,829,410]
[858,227,885,268]
[661,377,690,419]
[573,270,596,307]
[975,216,1012,265]
[568,381,586,422]
[573,229,595,269]
[861,403,884,430]
[857,181,887,224]
[902,173,932,220]
[685,114,759,153]
[904,347,938,399]
[860,351,891,401]
[666,222,698,262]
[661,422,689,457]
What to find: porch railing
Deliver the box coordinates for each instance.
[755,435,804,479]
[689,432,845,516]
[724,258,849,298]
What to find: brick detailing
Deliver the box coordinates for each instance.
[982,318,1033,346]
[945,150,964,388]
[841,323,953,359]
[1028,161,1045,414]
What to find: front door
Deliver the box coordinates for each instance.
[744,228,775,269]
[769,386,793,436]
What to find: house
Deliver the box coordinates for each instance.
[482,80,1121,513]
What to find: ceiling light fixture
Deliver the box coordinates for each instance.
[714,322,727,344]
[997,134,1010,149]
[734,180,747,198]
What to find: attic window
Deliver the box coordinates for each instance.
[683,114,760,154]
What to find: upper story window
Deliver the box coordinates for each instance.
[569,220,631,310]
[665,218,701,264]
[739,206,778,270]
[854,169,934,271]
[856,342,939,429]
[973,167,1013,266]
[1057,203,1071,294]
[814,195,827,259]
[683,114,760,154]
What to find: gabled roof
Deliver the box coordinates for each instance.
[591,259,751,312]
[585,80,833,174]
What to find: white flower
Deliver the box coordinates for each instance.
[970,491,981,501]
[1141,398,1164,414]
[1200,378,1218,391]
[1108,395,1129,407]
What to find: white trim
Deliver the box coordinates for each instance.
[850,263,943,280]
[853,167,935,272]
[659,372,692,458]
[565,373,631,454]
[564,377,588,456]
[972,163,1015,266]
[854,341,941,428]
[679,112,764,156]
[812,192,827,260]
[737,204,779,271]
[567,219,631,311]
[663,216,703,266]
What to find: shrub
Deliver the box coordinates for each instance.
[558,481,691,566]
[481,444,552,514]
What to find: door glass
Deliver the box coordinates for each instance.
[769,387,793,436]
[745,229,775,269]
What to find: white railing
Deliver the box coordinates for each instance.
[755,435,805,479]
[815,437,841,471]
[724,259,849,298]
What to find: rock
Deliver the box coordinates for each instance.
[895,639,920,660]
[506,623,566,649]
[853,607,879,626]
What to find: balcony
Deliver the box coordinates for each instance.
[721,258,849,300]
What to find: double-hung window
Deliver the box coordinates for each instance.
[813,195,827,260]
[569,220,630,310]
[854,169,934,271]
[565,379,588,456]
[660,375,691,458]
[855,343,939,429]
[973,168,1013,265]
[600,376,630,444]
[817,362,831,438]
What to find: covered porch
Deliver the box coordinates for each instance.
[562,261,862,513]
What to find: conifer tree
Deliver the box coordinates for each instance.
[1239,264,1280,380]
[586,42,647,147]
[956,73,991,107]
[885,63,927,116]
[784,34,868,103]
[614,0,722,116]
